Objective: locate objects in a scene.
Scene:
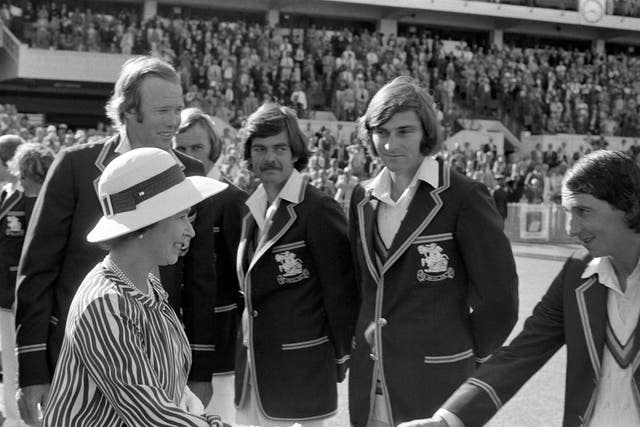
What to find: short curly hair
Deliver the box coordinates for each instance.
[8,143,55,184]
[564,150,640,233]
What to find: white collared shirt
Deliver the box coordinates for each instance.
[114,129,132,154]
[245,169,304,234]
[585,256,640,427]
[1,181,21,198]
[367,156,439,248]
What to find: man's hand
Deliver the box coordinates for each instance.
[397,418,448,427]
[364,321,376,348]
[187,380,213,408]
[17,383,50,426]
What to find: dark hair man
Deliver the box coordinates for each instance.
[349,76,518,426]
[235,103,357,426]
[400,150,640,427]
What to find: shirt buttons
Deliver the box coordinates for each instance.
[378,318,387,327]
[252,310,258,317]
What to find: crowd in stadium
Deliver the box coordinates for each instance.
[3,1,640,138]
[3,100,640,215]
[482,0,640,16]
[2,1,640,210]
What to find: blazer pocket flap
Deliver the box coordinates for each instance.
[424,349,473,364]
[282,336,329,351]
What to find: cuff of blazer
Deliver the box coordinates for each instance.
[17,346,51,388]
[441,380,502,427]
[189,345,216,381]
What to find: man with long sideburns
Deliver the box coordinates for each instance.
[15,56,218,425]
[348,76,518,427]
[235,103,357,426]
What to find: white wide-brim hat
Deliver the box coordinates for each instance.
[87,147,227,243]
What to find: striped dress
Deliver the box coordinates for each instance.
[42,257,220,426]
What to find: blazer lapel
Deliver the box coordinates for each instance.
[92,135,119,197]
[0,188,23,221]
[575,276,607,378]
[631,298,640,404]
[248,199,298,272]
[382,164,450,273]
[237,213,256,291]
[356,189,380,283]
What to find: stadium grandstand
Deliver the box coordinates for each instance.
[1,0,640,242]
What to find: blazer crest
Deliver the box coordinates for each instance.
[356,163,450,282]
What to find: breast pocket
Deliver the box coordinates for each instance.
[3,212,26,238]
[271,241,311,286]
[412,233,457,286]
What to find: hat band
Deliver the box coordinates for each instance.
[100,164,185,217]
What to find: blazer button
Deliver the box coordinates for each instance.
[252,310,258,317]
[369,353,378,361]
[378,318,387,327]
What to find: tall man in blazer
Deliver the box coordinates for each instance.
[234,103,358,426]
[400,150,640,427]
[15,56,218,425]
[348,76,518,427]
[175,108,248,421]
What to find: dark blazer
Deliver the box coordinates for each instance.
[234,181,358,421]
[348,161,519,426]
[443,249,619,427]
[15,134,217,387]
[210,178,247,375]
[0,186,36,309]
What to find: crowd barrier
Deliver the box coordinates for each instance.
[504,202,574,244]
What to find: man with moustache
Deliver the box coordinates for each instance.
[399,151,640,427]
[15,56,218,425]
[234,103,357,426]
[348,76,518,427]
[175,108,248,421]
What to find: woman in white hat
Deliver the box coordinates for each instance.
[42,147,228,426]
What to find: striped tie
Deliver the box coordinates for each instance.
[373,217,388,272]
[605,318,640,369]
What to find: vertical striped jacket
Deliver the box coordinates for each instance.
[15,135,218,387]
[43,259,220,426]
